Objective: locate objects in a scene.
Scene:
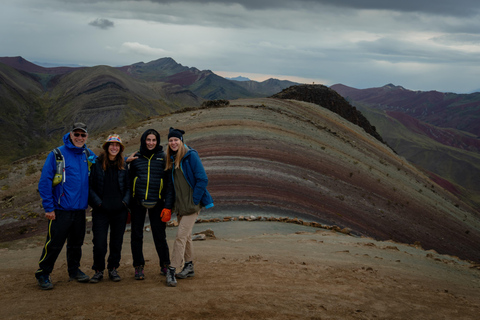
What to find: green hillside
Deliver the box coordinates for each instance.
[0,63,202,165]
[356,104,480,207]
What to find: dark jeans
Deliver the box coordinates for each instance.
[91,206,128,271]
[36,209,86,277]
[130,200,170,268]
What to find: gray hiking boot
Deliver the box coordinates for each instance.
[36,273,53,290]
[69,269,90,282]
[176,261,195,279]
[166,266,177,287]
[108,268,121,282]
[90,270,104,283]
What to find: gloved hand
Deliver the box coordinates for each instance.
[160,208,172,222]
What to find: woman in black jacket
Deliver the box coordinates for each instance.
[127,129,174,280]
[89,134,130,283]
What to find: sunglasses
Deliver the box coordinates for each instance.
[73,133,87,138]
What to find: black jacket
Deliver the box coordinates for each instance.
[89,160,130,208]
[129,148,174,209]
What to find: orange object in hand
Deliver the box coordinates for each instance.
[160,208,172,222]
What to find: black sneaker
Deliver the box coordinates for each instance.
[166,266,177,287]
[90,271,104,283]
[134,265,145,280]
[36,274,53,290]
[176,261,195,279]
[69,269,90,283]
[108,268,121,282]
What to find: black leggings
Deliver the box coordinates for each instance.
[130,200,170,268]
[91,207,128,271]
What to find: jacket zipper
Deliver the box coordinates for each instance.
[133,176,138,198]
[145,154,154,200]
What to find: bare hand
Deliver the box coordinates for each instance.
[45,211,56,220]
[126,153,139,163]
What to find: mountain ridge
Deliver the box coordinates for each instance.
[331,83,480,137]
[0,56,295,164]
[1,98,479,264]
[1,56,480,211]
[331,83,480,209]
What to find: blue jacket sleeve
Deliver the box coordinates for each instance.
[38,152,57,212]
[189,153,209,206]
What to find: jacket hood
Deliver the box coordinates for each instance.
[139,129,162,157]
[184,145,196,158]
[63,132,87,154]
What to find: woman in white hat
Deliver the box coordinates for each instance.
[88,134,130,283]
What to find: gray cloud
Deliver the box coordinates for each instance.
[63,0,480,17]
[3,0,480,92]
[88,18,114,29]
[432,33,480,45]
[355,37,480,65]
[141,0,480,16]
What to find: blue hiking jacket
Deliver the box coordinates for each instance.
[172,146,214,209]
[38,133,96,212]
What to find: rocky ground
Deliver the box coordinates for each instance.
[1,221,479,320]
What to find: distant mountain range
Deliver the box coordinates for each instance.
[0,56,297,163]
[226,76,251,81]
[331,83,480,209]
[1,56,479,210]
[33,61,85,68]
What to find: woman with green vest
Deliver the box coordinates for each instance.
[163,127,214,287]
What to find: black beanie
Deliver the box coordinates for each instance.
[168,127,185,141]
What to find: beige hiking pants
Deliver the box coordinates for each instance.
[171,211,199,270]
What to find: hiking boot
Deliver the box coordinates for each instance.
[176,261,195,279]
[36,274,53,290]
[160,266,168,276]
[134,265,145,280]
[108,268,121,282]
[69,269,90,283]
[90,270,104,283]
[166,266,177,287]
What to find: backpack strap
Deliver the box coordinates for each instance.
[52,148,65,189]
[84,148,93,175]
[53,147,63,162]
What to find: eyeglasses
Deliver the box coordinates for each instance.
[73,133,87,138]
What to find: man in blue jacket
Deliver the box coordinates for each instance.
[35,122,96,290]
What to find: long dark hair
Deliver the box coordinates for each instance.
[99,143,125,171]
[139,129,161,157]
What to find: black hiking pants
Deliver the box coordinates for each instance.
[35,209,86,278]
[130,200,170,268]
[91,207,128,271]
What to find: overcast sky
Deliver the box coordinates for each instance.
[2,0,480,93]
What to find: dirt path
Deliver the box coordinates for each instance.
[1,221,479,319]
